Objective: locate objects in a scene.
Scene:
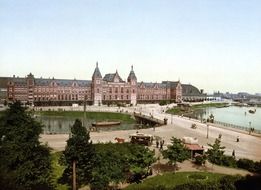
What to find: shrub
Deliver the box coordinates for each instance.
[236,158,255,172]
[194,154,207,166]
[221,155,237,167]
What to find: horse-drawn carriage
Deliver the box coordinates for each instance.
[129,133,153,146]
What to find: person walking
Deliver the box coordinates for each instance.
[232,150,235,158]
[156,139,159,148]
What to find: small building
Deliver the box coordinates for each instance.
[182,137,204,158]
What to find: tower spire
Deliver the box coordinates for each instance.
[131,65,133,71]
[96,61,98,68]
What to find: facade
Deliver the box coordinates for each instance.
[1,63,205,106]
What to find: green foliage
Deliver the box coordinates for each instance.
[194,154,207,166]
[91,143,156,189]
[162,137,190,169]
[236,159,261,174]
[60,119,95,188]
[0,101,52,190]
[159,100,169,106]
[206,139,226,165]
[124,172,224,190]
[188,173,207,180]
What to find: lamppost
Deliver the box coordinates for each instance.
[171,114,173,124]
[206,124,209,139]
[249,121,252,134]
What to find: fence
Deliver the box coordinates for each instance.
[214,120,261,134]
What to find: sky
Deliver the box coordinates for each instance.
[0,0,260,94]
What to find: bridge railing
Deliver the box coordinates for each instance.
[214,120,261,134]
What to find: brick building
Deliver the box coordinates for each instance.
[1,63,205,106]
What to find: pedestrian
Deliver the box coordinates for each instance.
[156,140,159,148]
[232,150,235,158]
[236,136,239,142]
[160,140,163,150]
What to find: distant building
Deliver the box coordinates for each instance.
[0,63,205,106]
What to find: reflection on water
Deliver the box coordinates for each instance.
[37,116,138,134]
[191,106,261,130]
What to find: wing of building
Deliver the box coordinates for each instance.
[0,63,206,106]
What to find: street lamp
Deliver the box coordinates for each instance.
[206,124,209,139]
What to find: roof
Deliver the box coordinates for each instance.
[162,81,180,88]
[92,62,102,78]
[35,78,91,87]
[181,84,202,96]
[185,143,204,151]
[0,77,9,88]
[138,82,167,88]
[127,65,137,81]
[103,72,124,82]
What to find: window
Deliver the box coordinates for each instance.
[121,87,124,93]
[115,88,118,93]
[126,95,129,99]
[121,95,123,100]
[97,88,99,93]
[109,87,112,93]
[115,95,117,100]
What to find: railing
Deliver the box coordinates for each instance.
[214,120,261,134]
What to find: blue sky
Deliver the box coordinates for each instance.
[0,0,260,94]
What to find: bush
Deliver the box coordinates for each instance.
[174,181,220,190]
[221,156,237,167]
[236,158,255,172]
[159,100,168,106]
[194,154,207,166]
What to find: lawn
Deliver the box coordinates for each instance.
[36,111,136,124]
[124,172,225,190]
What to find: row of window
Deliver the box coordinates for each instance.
[103,95,129,100]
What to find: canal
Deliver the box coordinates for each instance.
[192,106,261,130]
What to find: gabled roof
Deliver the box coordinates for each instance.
[92,62,102,79]
[103,72,124,83]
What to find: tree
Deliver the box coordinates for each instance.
[60,119,95,188]
[206,138,226,165]
[0,101,52,190]
[90,143,155,189]
[162,137,190,172]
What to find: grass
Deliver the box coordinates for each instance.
[51,152,69,190]
[166,107,182,115]
[124,172,225,190]
[36,111,136,124]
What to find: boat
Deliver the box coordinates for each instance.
[91,121,121,127]
[249,109,256,114]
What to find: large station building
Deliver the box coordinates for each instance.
[0,63,206,106]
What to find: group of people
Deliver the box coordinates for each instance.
[156,139,165,150]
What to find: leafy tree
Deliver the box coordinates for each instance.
[90,143,155,189]
[162,137,190,172]
[127,144,156,183]
[0,101,52,190]
[59,119,95,188]
[206,138,226,165]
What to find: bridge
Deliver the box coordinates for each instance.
[133,112,167,127]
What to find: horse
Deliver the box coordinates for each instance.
[115,137,125,143]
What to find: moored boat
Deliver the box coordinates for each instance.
[249,109,256,114]
[92,121,121,127]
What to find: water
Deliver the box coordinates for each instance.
[37,116,138,134]
[192,106,261,130]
